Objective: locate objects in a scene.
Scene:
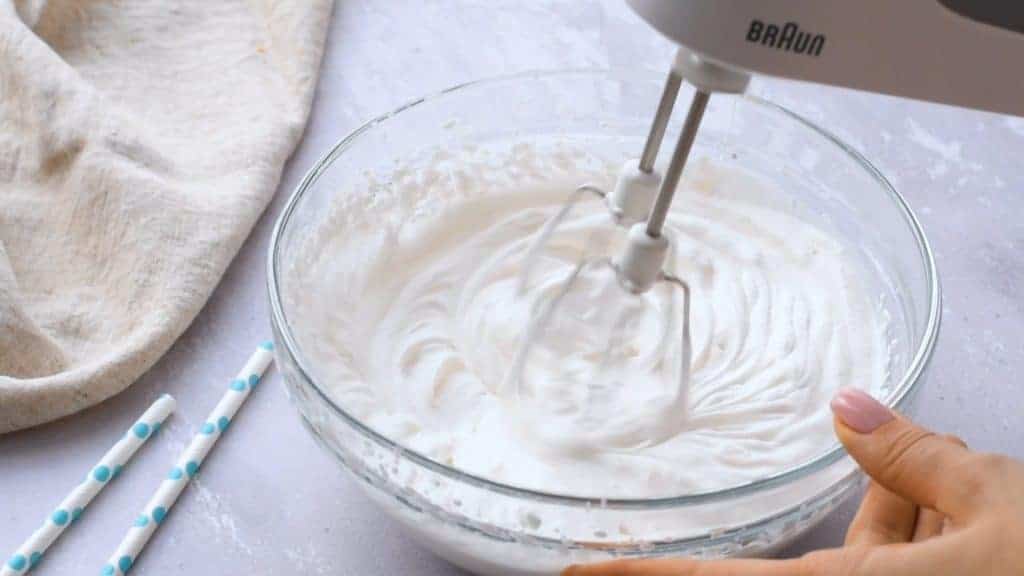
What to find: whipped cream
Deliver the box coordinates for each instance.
[289,146,889,498]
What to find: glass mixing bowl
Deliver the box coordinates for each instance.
[267,70,940,575]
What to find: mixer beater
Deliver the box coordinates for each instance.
[506,50,749,446]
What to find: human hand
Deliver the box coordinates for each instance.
[563,387,1024,575]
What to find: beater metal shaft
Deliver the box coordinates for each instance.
[638,68,683,174]
[645,90,710,238]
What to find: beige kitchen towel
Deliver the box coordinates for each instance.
[0,0,332,432]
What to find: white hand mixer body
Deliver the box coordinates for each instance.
[629,0,1024,117]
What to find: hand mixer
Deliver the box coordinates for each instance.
[508,0,1024,444]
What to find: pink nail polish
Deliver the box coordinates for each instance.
[830,387,894,433]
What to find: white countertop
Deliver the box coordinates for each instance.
[4,2,1023,574]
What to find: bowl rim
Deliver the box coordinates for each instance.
[267,68,941,510]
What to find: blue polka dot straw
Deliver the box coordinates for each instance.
[103,343,274,575]
[0,395,175,576]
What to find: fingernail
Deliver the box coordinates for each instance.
[830,387,894,433]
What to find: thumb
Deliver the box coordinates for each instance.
[830,387,982,521]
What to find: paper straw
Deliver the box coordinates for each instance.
[101,342,274,575]
[2,395,176,576]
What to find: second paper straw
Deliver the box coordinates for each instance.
[101,342,274,576]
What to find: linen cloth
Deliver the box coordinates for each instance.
[0,0,332,432]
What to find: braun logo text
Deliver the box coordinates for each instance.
[746,20,825,57]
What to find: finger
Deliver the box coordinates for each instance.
[562,556,816,576]
[912,435,965,540]
[912,507,945,541]
[845,481,917,546]
[564,535,980,576]
[830,388,983,520]
[940,434,968,450]
[852,529,981,575]
[563,558,690,576]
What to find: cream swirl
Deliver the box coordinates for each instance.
[294,155,889,497]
